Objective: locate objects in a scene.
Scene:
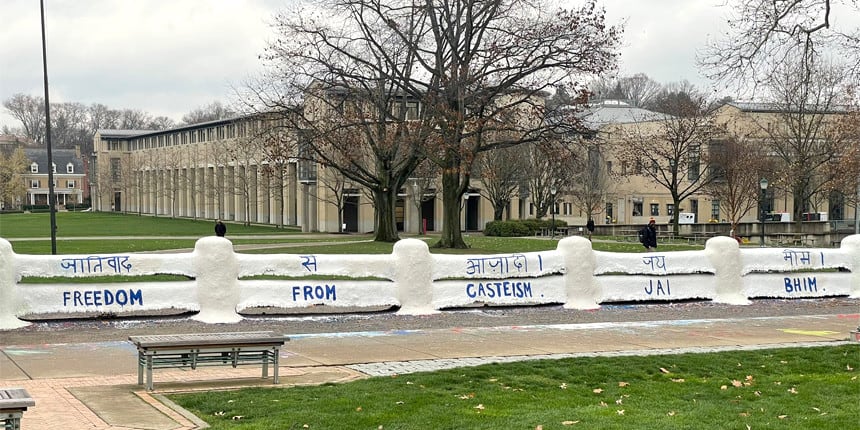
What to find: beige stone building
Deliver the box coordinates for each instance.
[89,100,856,234]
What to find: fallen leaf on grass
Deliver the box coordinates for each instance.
[618,382,629,387]
[214,411,225,416]
[231,416,244,420]
[599,401,608,407]
[615,398,623,405]
[667,411,676,416]
[474,404,485,410]
[659,368,671,374]
[593,388,604,394]
[732,380,743,387]
[616,410,625,415]
[788,387,798,394]
[535,426,542,430]
[720,385,728,390]
[560,383,568,389]
[739,412,749,417]
[561,420,580,425]
[671,378,685,383]
[356,407,363,412]
[778,415,788,419]
[396,401,404,405]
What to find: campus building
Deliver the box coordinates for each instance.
[89,100,857,233]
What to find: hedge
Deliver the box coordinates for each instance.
[484,218,568,237]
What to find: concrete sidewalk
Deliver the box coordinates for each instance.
[1,313,858,429]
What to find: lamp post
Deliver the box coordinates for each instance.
[550,185,557,238]
[759,178,769,247]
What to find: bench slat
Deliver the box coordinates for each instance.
[129,331,286,348]
[0,388,35,409]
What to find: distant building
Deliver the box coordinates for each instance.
[23,148,86,208]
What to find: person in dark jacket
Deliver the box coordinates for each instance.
[640,218,658,251]
[585,218,595,240]
[215,220,227,237]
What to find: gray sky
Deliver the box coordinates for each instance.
[1,0,736,130]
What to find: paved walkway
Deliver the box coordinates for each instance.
[1,312,858,429]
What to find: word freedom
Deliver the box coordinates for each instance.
[63,288,143,307]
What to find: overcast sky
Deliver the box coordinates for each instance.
[1,0,739,130]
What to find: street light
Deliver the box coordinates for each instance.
[759,178,769,247]
[550,185,557,238]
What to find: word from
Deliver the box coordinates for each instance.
[644,279,671,296]
[60,256,132,274]
[466,254,539,276]
[782,250,814,266]
[466,281,533,299]
[784,277,818,293]
[301,255,318,272]
[62,289,143,307]
[642,255,667,271]
[291,284,336,302]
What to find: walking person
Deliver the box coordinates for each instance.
[215,220,227,237]
[639,218,658,251]
[586,218,595,240]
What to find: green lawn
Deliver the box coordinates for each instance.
[0,211,300,238]
[169,345,859,430]
[1,211,699,255]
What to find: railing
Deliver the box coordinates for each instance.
[1,235,858,329]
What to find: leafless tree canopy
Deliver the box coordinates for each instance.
[700,0,860,91]
[245,0,621,246]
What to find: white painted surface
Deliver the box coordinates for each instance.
[0,234,857,329]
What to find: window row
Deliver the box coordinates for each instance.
[29,162,75,174]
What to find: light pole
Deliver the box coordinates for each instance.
[759,178,769,247]
[550,185,557,238]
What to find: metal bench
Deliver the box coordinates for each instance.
[129,331,288,391]
[1,388,35,430]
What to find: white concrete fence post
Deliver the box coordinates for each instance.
[559,236,600,309]
[192,237,242,323]
[0,239,29,328]
[842,235,860,298]
[393,238,437,314]
[705,236,750,305]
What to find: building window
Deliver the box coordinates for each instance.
[711,200,720,221]
[650,203,660,216]
[529,203,534,216]
[66,163,74,173]
[632,202,643,217]
[667,204,674,217]
[52,163,56,173]
[66,180,75,188]
[605,203,614,222]
[30,162,38,173]
[563,202,572,215]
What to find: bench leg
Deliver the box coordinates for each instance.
[273,348,280,384]
[137,353,144,385]
[146,355,154,391]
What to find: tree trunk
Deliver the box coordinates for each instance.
[435,170,468,249]
[373,187,400,242]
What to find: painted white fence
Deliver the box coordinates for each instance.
[1,235,858,329]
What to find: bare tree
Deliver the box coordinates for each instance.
[755,61,855,226]
[183,101,236,125]
[589,73,662,107]
[704,135,768,234]
[700,0,860,90]
[614,85,719,234]
[525,139,574,220]
[248,0,620,247]
[3,94,46,145]
[478,144,528,220]
[566,136,614,224]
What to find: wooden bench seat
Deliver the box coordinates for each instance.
[1,388,35,430]
[129,331,288,391]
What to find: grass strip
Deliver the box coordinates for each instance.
[169,345,859,429]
